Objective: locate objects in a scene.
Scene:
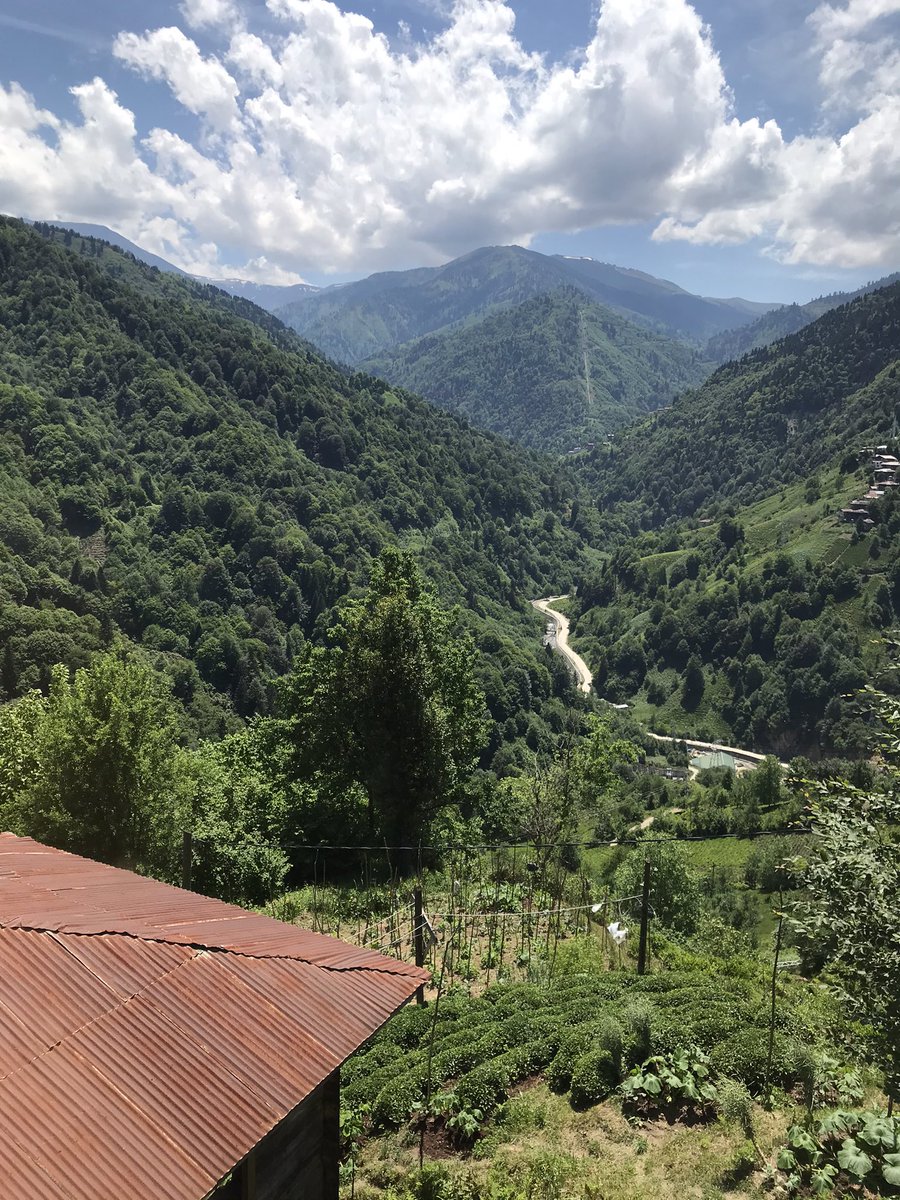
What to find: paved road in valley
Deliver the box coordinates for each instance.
[533,596,783,765]
[531,596,593,694]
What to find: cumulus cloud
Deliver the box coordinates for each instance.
[0,0,898,278]
[113,27,240,132]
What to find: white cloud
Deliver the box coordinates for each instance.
[113,27,240,132]
[179,0,241,31]
[808,0,900,113]
[0,0,898,279]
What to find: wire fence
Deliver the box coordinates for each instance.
[263,828,811,989]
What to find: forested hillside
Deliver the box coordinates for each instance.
[706,271,900,362]
[567,283,900,753]
[276,245,771,364]
[0,218,591,758]
[361,289,711,451]
[582,282,900,530]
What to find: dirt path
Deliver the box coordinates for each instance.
[531,596,593,694]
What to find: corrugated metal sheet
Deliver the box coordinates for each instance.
[0,834,429,1199]
[0,836,421,977]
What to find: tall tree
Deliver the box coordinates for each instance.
[790,689,900,1110]
[279,548,488,853]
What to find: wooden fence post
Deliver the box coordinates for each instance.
[413,885,425,1005]
[637,860,651,975]
[181,830,192,891]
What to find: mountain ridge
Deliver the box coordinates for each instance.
[34,219,321,311]
[276,244,780,362]
[706,271,900,361]
[0,217,591,771]
[360,287,712,451]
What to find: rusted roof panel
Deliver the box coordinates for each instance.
[0,1135,74,1200]
[51,931,193,998]
[0,836,421,976]
[225,955,422,1058]
[70,988,279,1179]
[0,927,119,1050]
[144,952,344,1110]
[0,1038,217,1200]
[0,834,428,1200]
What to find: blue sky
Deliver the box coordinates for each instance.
[0,0,897,300]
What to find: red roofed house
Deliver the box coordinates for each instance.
[0,833,428,1200]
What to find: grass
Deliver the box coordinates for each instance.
[629,670,734,745]
[686,466,863,572]
[679,839,759,872]
[348,1081,791,1200]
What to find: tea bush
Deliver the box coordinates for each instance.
[344,954,843,1128]
[569,1047,618,1107]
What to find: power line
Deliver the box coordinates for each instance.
[277,827,813,853]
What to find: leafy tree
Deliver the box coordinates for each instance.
[0,689,46,833]
[681,655,705,709]
[790,690,900,1109]
[183,728,292,904]
[279,548,488,853]
[19,647,184,872]
[614,838,700,933]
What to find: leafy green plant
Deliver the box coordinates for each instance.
[773,1110,900,1195]
[411,1090,484,1149]
[808,1054,865,1111]
[446,1105,484,1147]
[620,1047,718,1120]
[339,1102,369,1189]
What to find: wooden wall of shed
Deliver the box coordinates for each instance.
[214,1071,340,1200]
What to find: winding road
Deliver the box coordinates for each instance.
[531,596,593,694]
[532,595,782,766]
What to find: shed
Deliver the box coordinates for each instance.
[0,833,427,1200]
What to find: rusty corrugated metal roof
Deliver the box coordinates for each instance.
[0,833,428,1199]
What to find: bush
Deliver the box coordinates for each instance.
[621,1000,653,1066]
[570,1048,618,1107]
[710,1029,805,1094]
[547,1018,620,1093]
[371,1067,428,1127]
[455,1060,512,1115]
[717,1078,754,1137]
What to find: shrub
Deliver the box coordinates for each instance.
[371,1067,428,1128]
[710,1029,804,1094]
[717,1078,754,1138]
[455,1060,512,1115]
[570,1048,618,1107]
[621,1000,653,1067]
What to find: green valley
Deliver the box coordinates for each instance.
[565,282,900,753]
[0,220,898,1200]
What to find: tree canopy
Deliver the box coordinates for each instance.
[279,549,489,850]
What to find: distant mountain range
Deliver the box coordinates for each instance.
[36,221,319,311]
[275,244,778,361]
[706,271,900,361]
[41,220,898,457]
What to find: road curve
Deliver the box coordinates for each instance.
[532,597,783,765]
[532,596,593,694]
[646,731,787,769]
